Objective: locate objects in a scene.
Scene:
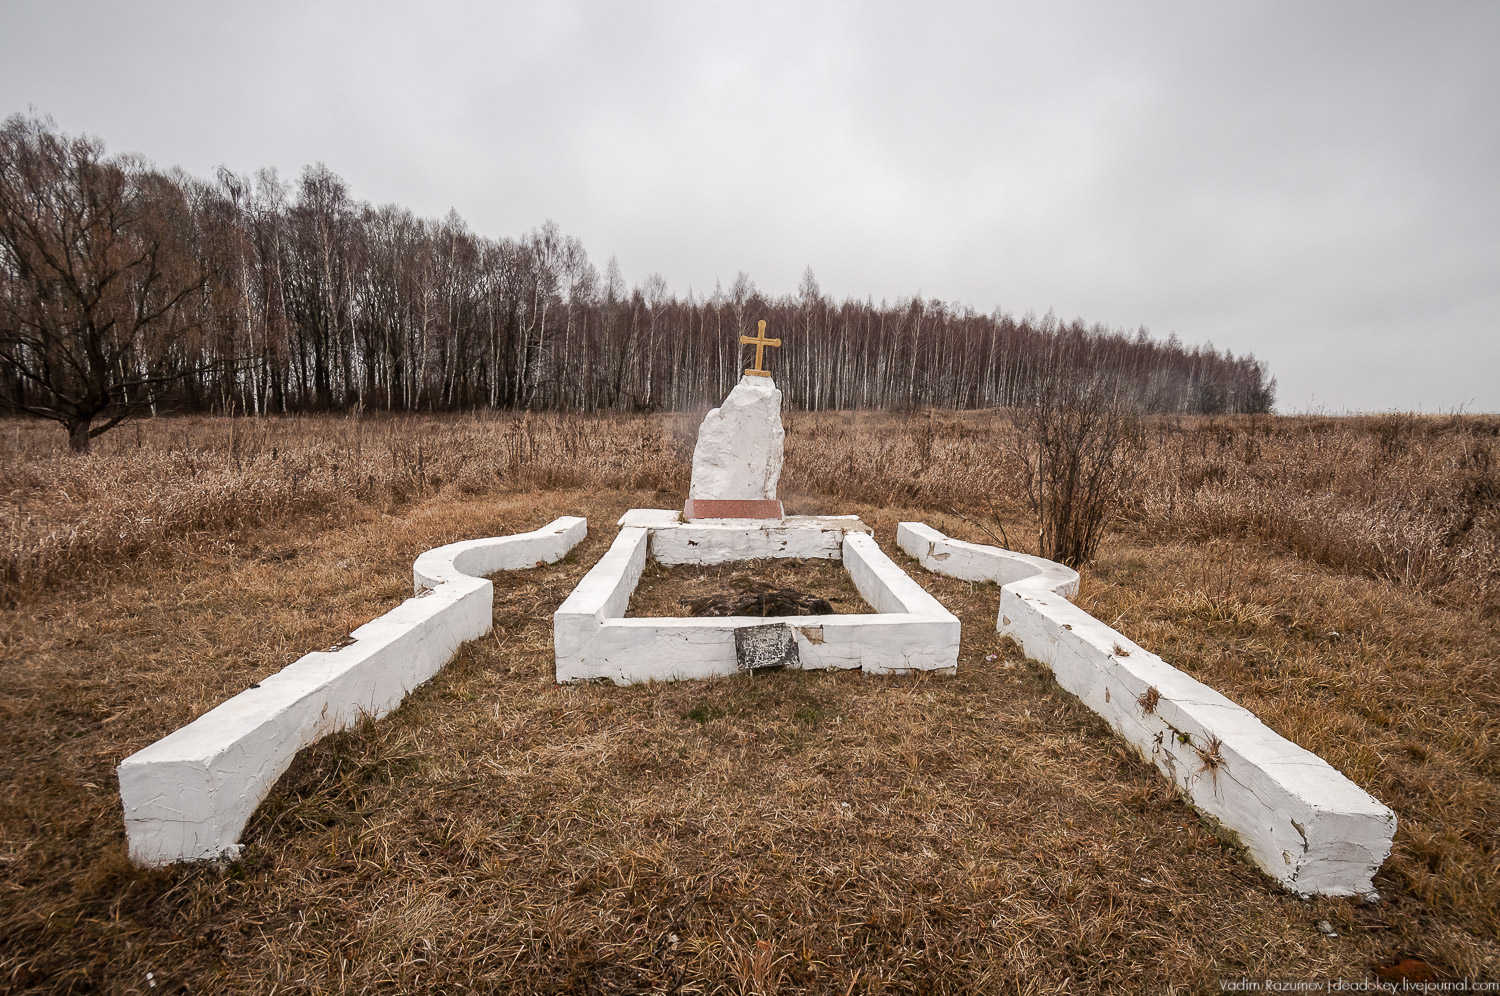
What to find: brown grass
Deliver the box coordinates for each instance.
[780,410,1500,609]
[3,410,1496,609]
[0,413,689,602]
[0,413,1498,991]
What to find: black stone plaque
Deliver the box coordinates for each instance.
[734,623,799,672]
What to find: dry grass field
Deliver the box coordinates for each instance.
[1,411,1497,993]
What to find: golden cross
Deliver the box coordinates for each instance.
[740,319,782,378]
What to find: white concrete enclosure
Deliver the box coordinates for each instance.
[118,516,587,867]
[555,511,959,685]
[896,522,1396,897]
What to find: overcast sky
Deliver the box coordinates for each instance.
[3,1,1496,412]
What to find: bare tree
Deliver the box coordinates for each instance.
[0,114,207,451]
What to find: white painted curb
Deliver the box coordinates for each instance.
[414,517,587,591]
[896,522,1396,897]
[118,516,587,867]
[554,512,958,685]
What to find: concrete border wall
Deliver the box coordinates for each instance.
[896,522,1396,897]
[554,516,958,685]
[118,516,587,867]
[647,513,870,565]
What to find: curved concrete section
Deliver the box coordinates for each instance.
[896,522,1396,898]
[413,516,587,591]
[895,523,1080,596]
[119,516,588,867]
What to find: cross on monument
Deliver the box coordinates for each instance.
[740,320,781,378]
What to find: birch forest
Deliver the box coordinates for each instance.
[0,115,1275,448]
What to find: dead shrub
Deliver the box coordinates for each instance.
[1009,372,1144,567]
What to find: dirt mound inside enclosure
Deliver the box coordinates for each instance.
[682,581,834,617]
[626,558,872,618]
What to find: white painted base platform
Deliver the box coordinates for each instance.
[554,511,958,685]
[118,516,588,867]
[896,522,1396,898]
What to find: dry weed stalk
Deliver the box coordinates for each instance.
[1137,686,1161,715]
[1194,734,1226,778]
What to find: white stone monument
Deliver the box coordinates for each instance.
[684,319,786,520]
[687,376,784,499]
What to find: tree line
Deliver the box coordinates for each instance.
[0,114,1275,451]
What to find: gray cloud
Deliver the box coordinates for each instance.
[3,0,1496,410]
